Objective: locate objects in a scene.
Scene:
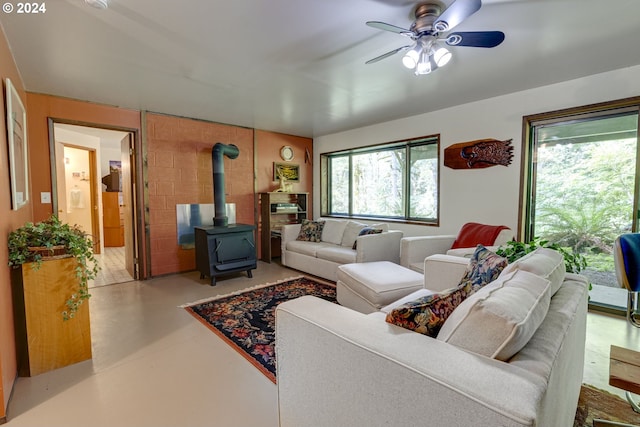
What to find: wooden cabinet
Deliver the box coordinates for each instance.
[11,258,92,376]
[259,192,308,262]
[102,192,124,247]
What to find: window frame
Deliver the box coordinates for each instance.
[519,96,640,241]
[320,134,440,225]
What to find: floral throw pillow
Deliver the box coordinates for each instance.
[459,244,508,292]
[352,227,383,249]
[385,282,473,337]
[296,220,325,242]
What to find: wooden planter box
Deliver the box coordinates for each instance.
[11,257,92,376]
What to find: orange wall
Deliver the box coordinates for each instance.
[255,130,313,258]
[146,113,255,276]
[26,93,142,222]
[0,29,32,421]
[255,130,313,197]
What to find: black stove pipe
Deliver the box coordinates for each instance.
[212,143,239,226]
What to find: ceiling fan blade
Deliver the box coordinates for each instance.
[433,0,482,32]
[365,45,411,64]
[366,21,414,37]
[445,31,505,48]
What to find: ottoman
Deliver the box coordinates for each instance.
[337,261,424,314]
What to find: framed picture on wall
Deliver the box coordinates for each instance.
[273,162,300,182]
[5,78,29,210]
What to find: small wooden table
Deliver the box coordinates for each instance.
[609,345,640,413]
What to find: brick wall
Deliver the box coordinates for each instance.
[146,113,254,276]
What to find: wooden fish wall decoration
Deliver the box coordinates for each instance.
[444,138,513,169]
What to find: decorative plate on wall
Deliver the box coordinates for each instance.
[280,145,294,161]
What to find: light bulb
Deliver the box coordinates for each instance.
[402,46,421,69]
[85,0,108,9]
[415,51,432,75]
[433,46,452,67]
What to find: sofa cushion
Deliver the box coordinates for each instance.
[385,282,473,337]
[451,222,511,249]
[285,240,334,257]
[458,245,508,292]
[437,269,551,361]
[369,223,390,232]
[316,246,357,264]
[500,247,566,296]
[296,219,325,242]
[353,227,383,249]
[321,219,348,245]
[341,221,367,248]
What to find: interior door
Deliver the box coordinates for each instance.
[54,142,67,221]
[88,150,101,253]
[121,133,137,279]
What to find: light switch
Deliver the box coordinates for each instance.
[41,192,52,204]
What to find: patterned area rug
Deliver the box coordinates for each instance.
[182,276,336,383]
[575,384,640,426]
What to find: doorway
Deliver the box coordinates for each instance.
[55,144,100,253]
[52,122,139,287]
[523,103,639,313]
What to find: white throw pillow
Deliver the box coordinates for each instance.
[436,269,551,361]
[321,219,348,245]
[369,223,390,232]
[340,221,366,247]
[500,248,565,296]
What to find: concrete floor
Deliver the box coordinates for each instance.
[5,261,640,426]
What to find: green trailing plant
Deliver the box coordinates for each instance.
[495,238,588,274]
[8,215,100,320]
[495,237,592,296]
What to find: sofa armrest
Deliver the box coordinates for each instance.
[446,244,503,258]
[400,235,457,269]
[280,224,302,266]
[276,296,544,427]
[355,230,403,264]
[281,223,302,243]
[423,254,470,292]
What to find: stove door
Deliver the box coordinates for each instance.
[215,233,254,263]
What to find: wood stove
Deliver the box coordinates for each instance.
[195,143,256,285]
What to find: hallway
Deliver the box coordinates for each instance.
[91,247,133,288]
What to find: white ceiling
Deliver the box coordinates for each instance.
[2,0,640,138]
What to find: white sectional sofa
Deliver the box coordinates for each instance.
[276,248,589,427]
[400,222,514,273]
[280,218,403,282]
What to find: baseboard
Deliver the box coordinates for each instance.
[0,372,19,425]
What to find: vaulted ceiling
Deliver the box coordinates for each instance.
[2,0,640,138]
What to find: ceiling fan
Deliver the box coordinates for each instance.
[365,0,504,75]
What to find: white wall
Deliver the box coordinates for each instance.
[100,142,121,178]
[55,126,105,253]
[314,65,640,238]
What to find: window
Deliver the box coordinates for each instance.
[320,135,439,223]
[521,98,640,313]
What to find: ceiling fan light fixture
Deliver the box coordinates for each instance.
[84,0,108,9]
[402,46,420,69]
[415,51,432,75]
[433,45,452,67]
